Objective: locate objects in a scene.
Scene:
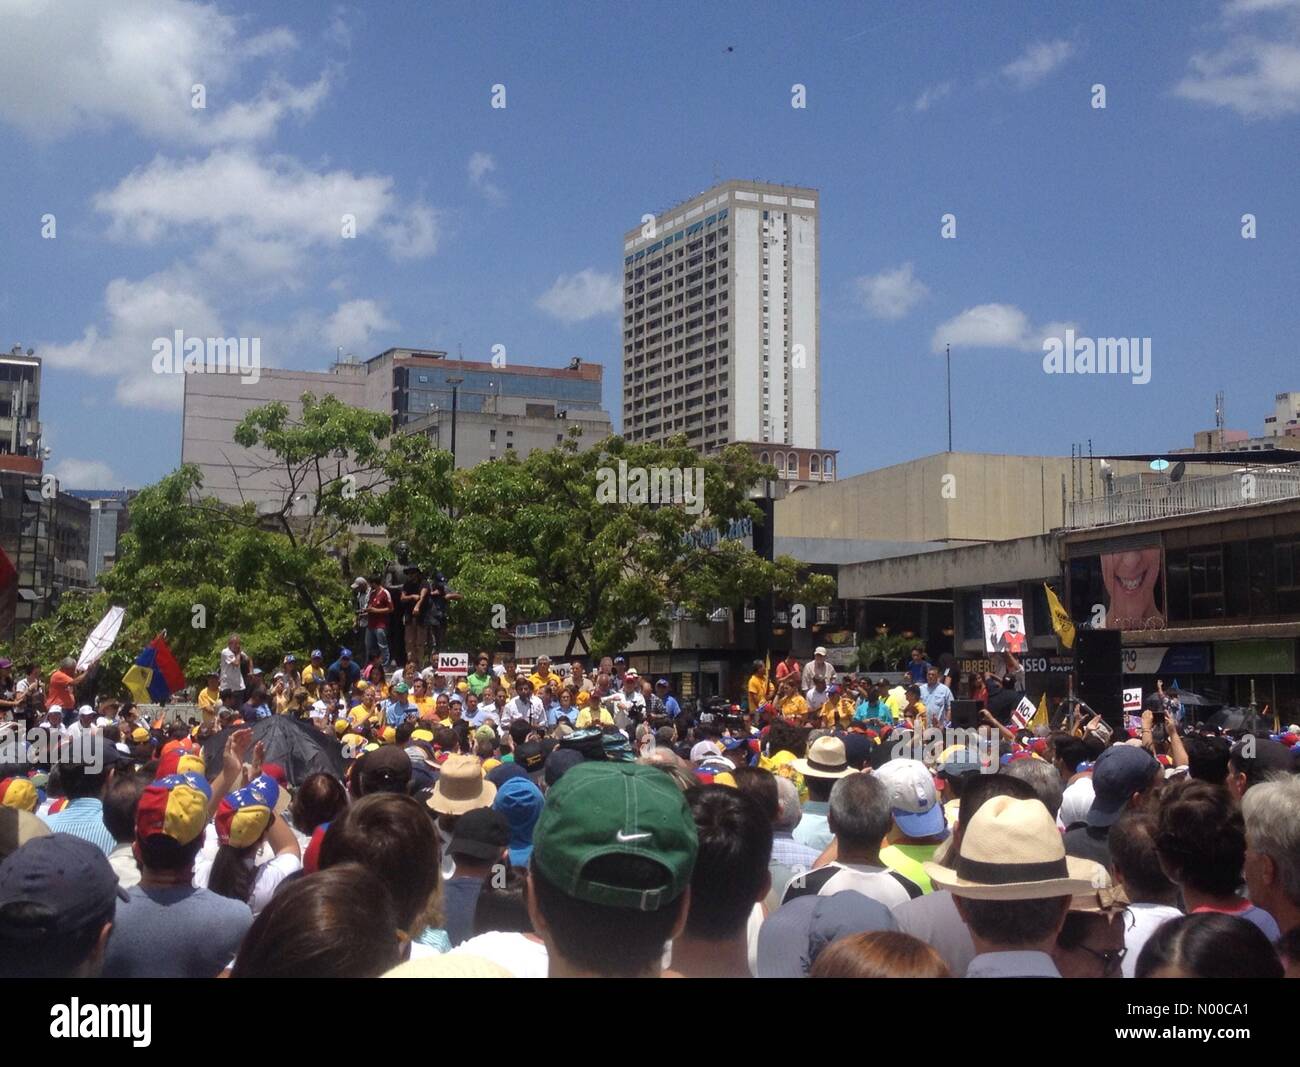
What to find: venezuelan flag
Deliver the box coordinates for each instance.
[123,634,187,704]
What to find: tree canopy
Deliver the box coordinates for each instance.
[5,393,835,690]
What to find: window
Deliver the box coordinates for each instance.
[759,452,769,464]
[810,455,820,475]
[775,452,785,476]
[824,454,834,476]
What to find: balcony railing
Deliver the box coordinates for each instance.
[1064,463,1300,529]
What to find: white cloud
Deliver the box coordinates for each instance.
[1224,0,1300,17]
[467,151,505,202]
[323,299,397,353]
[854,263,929,319]
[1001,39,1076,88]
[0,0,327,144]
[1174,2,1300,120]
[536,269,622,323]
[94,148,439,264]
[912,82,952,111]
[930,303,1079,354]
[51,457,120,489]
[40,269,223,411]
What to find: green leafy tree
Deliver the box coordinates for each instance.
[855,625,918,672]
[421,431,835,657]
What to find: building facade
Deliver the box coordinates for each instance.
[182,349,612,507]
[0,347,44,478]
[622,180,819,454]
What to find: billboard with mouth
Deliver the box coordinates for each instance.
[1101,545,1166,629]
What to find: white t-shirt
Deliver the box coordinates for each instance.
[1058,775,1095,830]
[219,647,246,693]
[451,932,549,978]
[193,826,301,916]
[781,862,917,910]
[1123,902,1183,978]
[805,688,830,712]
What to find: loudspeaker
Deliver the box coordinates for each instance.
[950,700,980,729]
[1076,629,1122,676]
[1075,630,1124,730]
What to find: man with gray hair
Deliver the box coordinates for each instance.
[780,773,923,908]
[1243,776,1300,938]
[1000,758,1065,822]
[768,775,820,909]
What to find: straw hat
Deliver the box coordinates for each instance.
[427,754,496,815]
[790,735,855,780]
[924,796,1104,900]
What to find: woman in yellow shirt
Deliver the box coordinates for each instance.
[774,677,809,723]
[747,660,774,714]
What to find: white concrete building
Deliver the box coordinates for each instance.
[621,180,819,454]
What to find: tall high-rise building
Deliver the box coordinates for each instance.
[621,180,819,454]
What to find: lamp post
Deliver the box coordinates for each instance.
[446,377,464,466]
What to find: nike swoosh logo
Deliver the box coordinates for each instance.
[615,831,652,843]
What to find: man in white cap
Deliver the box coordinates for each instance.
[67,705,99,744]
[924,795,1102,977]
[874,758,950,894]
[801,647,837,692]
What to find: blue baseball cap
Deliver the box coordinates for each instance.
[339,648,353,658]
[873,758,947,839]
[311,649,323,659]
[1087,745,1160,828]
[0,833,128,942]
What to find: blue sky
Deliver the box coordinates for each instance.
[2,0,1298,489]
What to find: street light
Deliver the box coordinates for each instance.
[446,377,464,466]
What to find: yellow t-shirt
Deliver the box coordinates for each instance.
[777,694,809,722]
[529,671,562,694]
[747,674,773,712]
[197,687,221,718]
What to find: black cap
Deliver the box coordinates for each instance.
[357,746,413,794]
[0,833,127,942]
[515,739,546,774]
[448,808,509,860]
[544,747,585,788]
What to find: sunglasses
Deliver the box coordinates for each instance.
[1075,943,1127,977]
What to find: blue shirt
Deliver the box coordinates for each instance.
[907,660,932,683]
[662,694,682,719]
[385,700,415,727]
[792,802,832,853]
[921,682,953,726]
[854,698,893,724]
[44,797,117,856]
[546,703,578,729]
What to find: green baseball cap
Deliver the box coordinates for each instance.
[532,762,698,912]
[393,682,410,694]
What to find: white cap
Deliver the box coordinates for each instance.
[309,701,329,719]
[78,704,96,717]
[690,740,722,761]
[814,646,828,657]
[351,577,368,589]
[625,668,639,679]
[47,704,63,716]
[95,716,112,727]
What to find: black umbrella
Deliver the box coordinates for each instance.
[1168,690,1217,707]
[200,715,346,788]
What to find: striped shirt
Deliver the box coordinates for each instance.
[44,797,117,856]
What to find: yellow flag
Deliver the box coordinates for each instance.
[1030,690,1049,730]
[1043,583,1076,649]
[122,665,155,705]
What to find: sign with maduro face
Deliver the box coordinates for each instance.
[982,599,1026,654]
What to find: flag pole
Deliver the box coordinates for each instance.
[946,344,953,452]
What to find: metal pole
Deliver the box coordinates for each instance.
[946,344,952,452]
[450,385,458,464]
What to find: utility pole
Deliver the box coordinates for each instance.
[946,343,953,452]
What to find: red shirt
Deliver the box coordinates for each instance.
[775,660,801,684]
[367,587,393,629]
[47,670,75,711]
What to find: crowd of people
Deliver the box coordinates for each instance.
[1,638,1298,980]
